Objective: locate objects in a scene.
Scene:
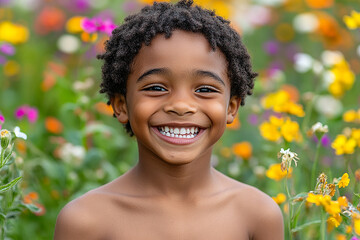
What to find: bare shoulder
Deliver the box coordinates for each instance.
[54,189,111,240]
[221,175,284,240]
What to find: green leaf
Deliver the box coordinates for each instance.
[0,177,22,193]
[291,220,321,233]
[22,203,40,213]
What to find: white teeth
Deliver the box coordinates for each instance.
[180,128,186,135]
[158,126,200,139]
[174,128,180,134]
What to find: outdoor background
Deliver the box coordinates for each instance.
[1,0,360,239]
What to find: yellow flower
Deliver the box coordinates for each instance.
[327,214,342,232]
[260,116,302,143]
[0,21,29,44]
[343,109,360,123]
[324,200,341,216]
[338,173,350,188]
[306,193,323,206]
[232,141,252,160]
[272,193,286,205]
[351,128,360,147]
[261,90,305,117]
[266,163,292,181]
[328,60,355,98]
[259,121,282,142]
[66,16,85,33]
[353,213,360,236]
[280,118,302,142]
[335,234,346,240]
[343,10,360,29]
[337,196,348,208]
[331,134,357,155]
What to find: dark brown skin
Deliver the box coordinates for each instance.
[54,30,284,240]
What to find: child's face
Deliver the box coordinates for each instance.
[112,30,240,164]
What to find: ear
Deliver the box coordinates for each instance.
[110,94,129,124]
[227,97,241,124]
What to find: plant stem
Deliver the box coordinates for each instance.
[285,173,293,240]
[311,141,322,189]
[320,208,326,240]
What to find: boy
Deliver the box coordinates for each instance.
[54,1,284,239]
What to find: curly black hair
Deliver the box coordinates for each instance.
[97,0,257,136]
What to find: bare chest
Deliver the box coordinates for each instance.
[97,196,251,240]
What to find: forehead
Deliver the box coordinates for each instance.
[129,30,229,83]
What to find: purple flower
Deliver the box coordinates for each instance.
[351,236,360,240]
[264,41,279,55]
[81,18,97,33]
[312,134,331,148]
[14,105,38,123]
[248,114,258,125]
[0,43,15,56]
[122,1,140,14]
[320,134,331,148]
[0,55,6,65]
[74,0,90,12]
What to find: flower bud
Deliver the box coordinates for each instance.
[0,129,11,149]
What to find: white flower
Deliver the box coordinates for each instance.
[14,126,27,140]
[293,13,319,33]
[279,148,299,172]
[314,95,343,118]
[311,122,329,134]
[294,53,314,73]
[57,34,80,54]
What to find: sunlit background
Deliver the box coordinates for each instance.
[1,0,360,239]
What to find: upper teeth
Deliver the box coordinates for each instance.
[158,126,199,138]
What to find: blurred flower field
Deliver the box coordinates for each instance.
[0,0,360,239]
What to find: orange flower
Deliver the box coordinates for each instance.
[281,84,299,102]
[232,141,252,160]
[45,117,63,134]
[15,139,27,155]
[95,102,114,116]
[23,192,39,204]
[305,0,333,9]
[227,116,240,130]
[41,72,56,91]
[33,203,46,216]
[34,6,66,35]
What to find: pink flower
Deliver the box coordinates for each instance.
[15,106,38,123]
[81,17,117,35]
[0,114,4,130]
[98,19,117,35]
[81,18,97,33]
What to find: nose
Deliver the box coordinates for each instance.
[163,92,197,116]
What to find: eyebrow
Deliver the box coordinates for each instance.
[195,70,225,86]
[137,68,168,82]
[136,68,225,86]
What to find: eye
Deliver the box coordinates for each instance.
[143,85,167,92]
[195,86,219,93]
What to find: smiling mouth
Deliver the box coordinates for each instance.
[157,126,200,139]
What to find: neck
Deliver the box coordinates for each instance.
[131,148,217,200]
